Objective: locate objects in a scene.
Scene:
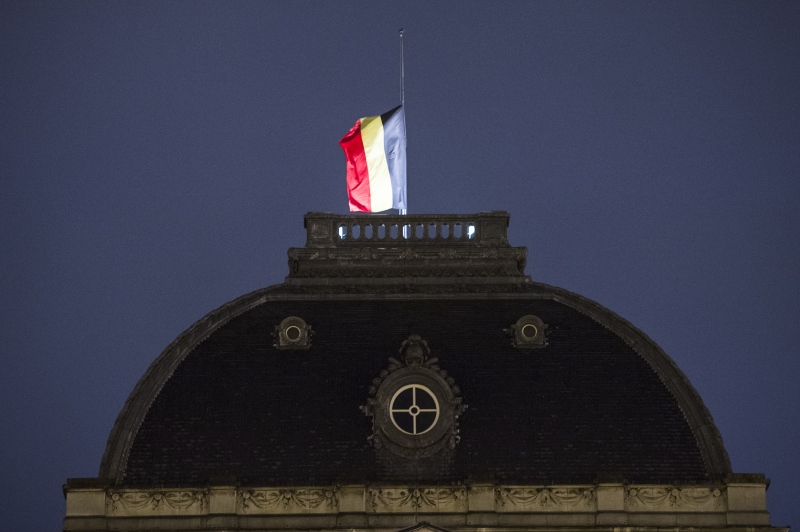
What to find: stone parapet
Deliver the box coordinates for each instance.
[287,212,529,283]
[302,212,512,248]
[63,480,779,531]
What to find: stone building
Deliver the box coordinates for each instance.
[64,212,783,532]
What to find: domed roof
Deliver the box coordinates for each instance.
[100,213,731,487]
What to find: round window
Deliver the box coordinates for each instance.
[285,325,302,341]
[521,323,538,339]
[389,384,440,435]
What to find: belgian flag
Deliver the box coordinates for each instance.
[339,105,407,213]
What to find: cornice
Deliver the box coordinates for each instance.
[64,481,777,530]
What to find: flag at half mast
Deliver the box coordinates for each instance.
[339,105,407,212]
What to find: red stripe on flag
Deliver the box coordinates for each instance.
[339,119,372,212]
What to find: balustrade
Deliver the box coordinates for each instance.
[303,212,510,248]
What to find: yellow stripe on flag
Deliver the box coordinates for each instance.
[359,115,393,212]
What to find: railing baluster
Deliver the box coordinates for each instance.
[306,212,508,247]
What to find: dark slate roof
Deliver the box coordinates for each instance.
[109,289,727,487]
[100,213,730,487]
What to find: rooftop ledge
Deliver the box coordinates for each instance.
[287,212,529,283]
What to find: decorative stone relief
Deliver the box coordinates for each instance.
[495,487,595,512]
[106,490,207,514]
[362,335,466,459]
[368,487,466,513]
[239,488,338,513]
[625,486,726,511]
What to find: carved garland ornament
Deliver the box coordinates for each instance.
[107,490,207,513]
[239,488,338,512]
[626,486,726,511]
[369,487,466,511]
[496,487,595,510]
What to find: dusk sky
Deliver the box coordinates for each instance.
[1,2,798,531]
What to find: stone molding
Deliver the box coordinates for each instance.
[496,486,595,512]
[106,489,207,515]
[368,487,467,513]
[626,486,726,511]
[286,245,528,280]
[239,488,338,513]
[66,481,769,523]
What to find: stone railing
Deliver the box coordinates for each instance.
[302,212,511,248]
[286,211,527,283]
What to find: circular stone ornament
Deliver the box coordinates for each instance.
[363,335,465,460]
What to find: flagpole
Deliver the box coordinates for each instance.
[400,28,405,108]
[399,28,407,217]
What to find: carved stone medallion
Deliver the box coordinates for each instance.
[362,335,466,459]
